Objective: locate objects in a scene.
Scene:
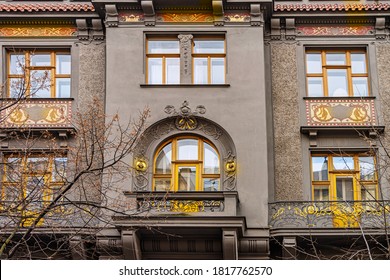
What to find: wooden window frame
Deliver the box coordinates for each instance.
[153,136,220,191]
[6,49,71,98]
[305,49,369,97]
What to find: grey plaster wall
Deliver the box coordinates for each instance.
[270,43,303,201]
[104,26,269,228]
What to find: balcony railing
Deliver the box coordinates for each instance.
[269,200,390,229]
[0,99,73,129]
[124,191,239,216]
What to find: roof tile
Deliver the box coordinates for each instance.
[0,3,95,13]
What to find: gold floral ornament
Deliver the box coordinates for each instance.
[225,160,236,173]
[134,158,148,172]
[164,100,206,131]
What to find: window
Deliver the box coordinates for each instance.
[306,50,369,97]
[311,153,377,202]
[153,136,220,191]
[7,50,71,98]
[145,35,226,85]
[2,154,67,209]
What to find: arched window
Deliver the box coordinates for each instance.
[153,136,220,191]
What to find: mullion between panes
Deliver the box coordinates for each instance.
[321,51,328,97]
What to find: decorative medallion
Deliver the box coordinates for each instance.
[164,100,206,131]
[306,99,376,126]
[134,158,148,172]
[157,13,214,23]
[297,26,374,36]
[0,27,77,37]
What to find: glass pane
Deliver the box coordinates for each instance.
[352,77,368,97]
[326,53,346,65]
[177,139,198,160]
[312,156,328,181]
[5,157,22,182]
[204,143,220,174]
[193,40,224,54]
[154,178,171,191]
[313,186,329,201]
[148,41,179,54]
[148,58,162,84]
[336,177,353,201]
[211,58,225,84]
[10,54,25,74]
[306,53,322,74]
[351,53,366,74]
[3,186,21,202]
[156,143,172,174]
[333,157,354,170]
[359,157,375,181]
[30,70,51,98]
[56,54,71,74]
[26,157,49,173]
[31,54,51,66]
[53,158,67,182]
[56,78,71,98]
[178,166,196,191]
[166,58,180,84]
[203,178,220,192]
[9,78,26,98]
[194,58,208,84]
[327,69,348,97]
[26,176,45,208]
[361,184,377,201]
[307,77,323,97]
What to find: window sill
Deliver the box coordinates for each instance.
[303,96,376,100]
[0,97,74,101]
[140,84,230,88]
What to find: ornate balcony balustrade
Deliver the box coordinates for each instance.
[269,200,390,229]
[0,99,73,129]
[124,191,239,216]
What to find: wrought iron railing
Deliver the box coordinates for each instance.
[269,200,390,229]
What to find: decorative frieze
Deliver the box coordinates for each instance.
[139,200,224,213]
[157,13,214,23]
[306,99,376,127]
[119,12,144,22]
[0,26,76,37]
[297,26,374,36]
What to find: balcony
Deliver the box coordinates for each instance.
[124,191,239,217]
[269,200,390,229]
[0,99,73,129]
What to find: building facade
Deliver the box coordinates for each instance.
[0,0,389,260]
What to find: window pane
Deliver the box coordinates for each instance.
[327,69,348,97]
[9,78,26,98]
[203,178,220,192]
[211,58,225,84]
[351,53,366,74]
[30,70,51,98]
[56,54,71,74]
[204,143,219,174]
[154,178,171,191]
[333,157,354,170]
[53,158,67,182]
[56,78,71,98]
[313,186,329,201]
[166,58,180,84]
[10,54,25,74]
[352,77,368,97]
[307,77,323,97]
[5,157,22,182]
[178,139,198,160]
[26,176,45,209]
[312,156,328,181]
[178,167,196,191]
[26,157,49,173]
[359,157,375,181]
[326,53,346,65]
[193,40,224,54]
[306,53,322,74]
[156,143,172,174]
[3,186,21,202]
[148,41,179,54]
[194,58,208,84]
[336,177,354,201]
[148,58,163,84]
[31,54,51,66]
[361,184,377,201]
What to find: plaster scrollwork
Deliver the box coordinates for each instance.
[178,34,193,76]
[133,156,149,191]
[164,100,206,131]
[223,151,237,191]
[198,121,223,140]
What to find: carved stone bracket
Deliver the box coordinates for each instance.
[375,17,387,40]
[178,35,194,84]
[92,19,104,41]
[271,18,281,40]
[250,4,263,27]
[212,0,224,26]
[285,18,296,40]
[76,19,89,41]
[105,4,119,27]
[164,100,206,131]
[141,0,156,26]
